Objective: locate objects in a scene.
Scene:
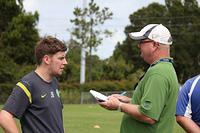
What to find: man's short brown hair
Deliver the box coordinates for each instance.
[35,36,67,65]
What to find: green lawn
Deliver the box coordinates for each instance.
[0,104,184,133]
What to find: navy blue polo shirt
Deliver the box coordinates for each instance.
[3,71,64,133]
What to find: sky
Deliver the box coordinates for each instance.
[23,0,168,59]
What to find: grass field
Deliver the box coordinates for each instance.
[0,104,184,133]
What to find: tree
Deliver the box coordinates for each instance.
[0,52,18,83]
[59,41,81,82]
[61,39,105,83]
[70,0,113,82]
[166,0,200,82]
[102,56,133,80]
[113,0,200,83]
[86,55,104,81]
[0,0,21,35]
[113,3,167,71]
[1,12,39,65]
[0,0,39,84]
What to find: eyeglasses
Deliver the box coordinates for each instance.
[139,40,154,45]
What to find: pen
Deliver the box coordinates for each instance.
[120,91,127,96]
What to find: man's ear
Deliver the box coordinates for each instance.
[43,55,51,65]
[152,41,159,52]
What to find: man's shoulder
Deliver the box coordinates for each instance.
[186,75,200,83]
[22,71,35,79]
[154,61,174,69]
[146,63,178,85]
[183,75,200,90]
[19,71,38,90]
[148,62,175,75]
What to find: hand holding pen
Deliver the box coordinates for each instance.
[111,91,130,103]
[100,91,130,110]
[120,91,127,96]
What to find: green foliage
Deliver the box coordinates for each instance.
[0,53,18,83]
[102,56,133,80]
[0,83,14,103]
[70,0,113,48]
[127,69,145,82]
[15,65,36,80]
[0,0,39,90]
[0,79,135,104]
[59,82,81,103]
[60,79,135,92]
[70,0,113,81]
[0,64,35,103]
[60,62,81,82]
[59,45,81,82]
[113,3,167,71]
[60,44,106,82]
[0,0,21,34]
[81,81,119,92]
[85,55,104,81]
[61,87,81,104]
[113,0,200,83]
[60,80,136,99]
[167,0,200,82]
[1,12,39,65]
[0,0,39,85]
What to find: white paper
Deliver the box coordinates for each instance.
[90,90,108,102]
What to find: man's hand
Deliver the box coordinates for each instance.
[111,94,131,103]
[98,96,121,110]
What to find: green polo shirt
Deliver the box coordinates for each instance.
[120,61,179,133]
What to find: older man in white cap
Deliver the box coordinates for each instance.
[99,24,179,133]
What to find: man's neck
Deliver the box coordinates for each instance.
[150,47,170,64]
[35,66,53,82]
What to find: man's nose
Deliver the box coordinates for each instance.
[63,58,68,65]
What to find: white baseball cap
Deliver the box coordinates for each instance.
[129,24,173,45]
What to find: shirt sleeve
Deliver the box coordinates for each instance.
[176,81,191,118]
[139,74,168,120]
[3,83,30,119]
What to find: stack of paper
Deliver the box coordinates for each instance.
[90,90,108,102]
